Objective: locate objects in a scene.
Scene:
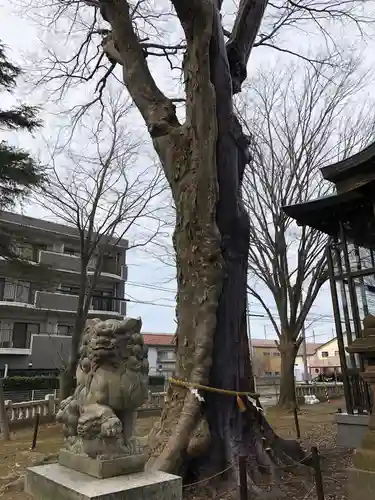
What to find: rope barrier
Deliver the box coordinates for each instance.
[183,452,312,491]
[183,465,233,489]
[212,486,238,499]
[169,377,260,399]
[168,377,261,412]
[256,452,313,470]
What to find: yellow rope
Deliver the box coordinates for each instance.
[168,377,259,399]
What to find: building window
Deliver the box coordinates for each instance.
[273,351,280,356]
[92,290,115,312]
[2,280,31,303]
[64,247,80,256]
[263,351,270,356]
[334,351,339,356]
[59,285,80,295]
[33,243,47,261]
[12,323,39,349]
[58,325,74,336]
[321,351,329,358]
[265,371,272,376]
[14,243,34,260]
[274,371,280,376]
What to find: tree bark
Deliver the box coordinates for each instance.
[147,6,304,487]
[277,337,299,410]
[59,281,90,400]
[102,0,305,489]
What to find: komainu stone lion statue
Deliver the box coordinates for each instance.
[56,317,149,462]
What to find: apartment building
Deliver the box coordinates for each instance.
[143,334,176,378]
[0,211,128,372]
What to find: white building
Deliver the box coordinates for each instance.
[295,337,348,378]
[143,334,176,377]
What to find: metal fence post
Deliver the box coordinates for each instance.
[293,405,301,439]
[311,446,325,500]
[239,456,248,500]
[31,413,40,450]
[0,379,10,440]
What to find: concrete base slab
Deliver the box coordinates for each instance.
[348,467,375,499]
[25,463,182,500]
[59,449,147,478]
[336,413,370,448]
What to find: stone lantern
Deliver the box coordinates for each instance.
[346,314,375,497]
[283,142,375,434]
[282,142,375,499]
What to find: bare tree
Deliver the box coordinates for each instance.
[37,91,165,398]
[240,58,375,408]
[13,0,375,490]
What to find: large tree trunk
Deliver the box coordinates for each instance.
[101,0,305,490]
[278,337,299,410]
[147,5,305,490]
[59,298,89,400]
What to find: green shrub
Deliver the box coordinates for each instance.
[3,375,165,392]
[3,376,59,391]
[149,375,165,388]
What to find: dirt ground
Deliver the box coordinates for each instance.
[0,399,350,500]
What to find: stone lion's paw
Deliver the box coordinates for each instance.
[100,416,122,437]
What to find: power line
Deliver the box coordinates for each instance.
[125,295,338,342]
[126,297,174,309]
[125,295,338,326]
[125,295,267,317]
[126,280,337,322]
[125,290,337,322]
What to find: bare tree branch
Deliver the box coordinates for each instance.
[226,0,268,93]
[240,54,375,346]
[32,87,165,397]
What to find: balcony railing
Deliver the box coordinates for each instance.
[39,250,123,277]
[102,261,122,276]
[0,286,125,316]
[0,329,31,350]
[0,329,13,348]
[0,283,35,305]
[37,290,124,314]
[91,296,122,313]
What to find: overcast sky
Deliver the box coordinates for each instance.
[1,1,374,343]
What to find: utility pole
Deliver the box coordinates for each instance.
[300,293,309,383]
[247,298,257,392]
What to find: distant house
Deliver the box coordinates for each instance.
[251,339,323,379]
[294,342,324,379]
[307,337,343,377]
[250,339,282,377]
[142,333,176,378]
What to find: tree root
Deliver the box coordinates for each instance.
[182,397,310,497]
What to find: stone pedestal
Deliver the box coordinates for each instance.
[25,463,182,500]
[336,413,370,448]
[59,449,147,478]
[348,468,375,498]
